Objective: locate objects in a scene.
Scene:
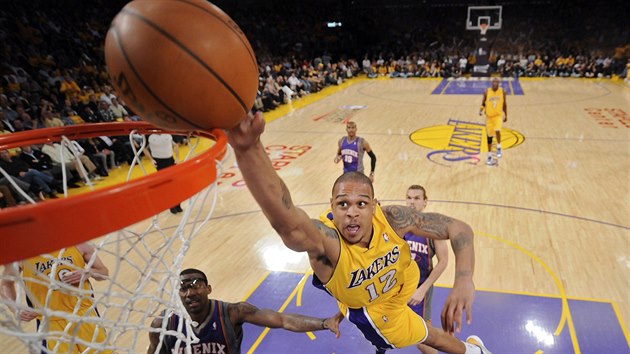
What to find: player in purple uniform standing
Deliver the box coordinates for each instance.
[147,269,342,354]
[334,121,376,182]
[404,185,449,354]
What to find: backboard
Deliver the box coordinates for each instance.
[466,5,502,31]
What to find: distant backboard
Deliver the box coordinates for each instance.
[466,5,502,31]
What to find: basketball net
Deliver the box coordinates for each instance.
[0,125,229,353]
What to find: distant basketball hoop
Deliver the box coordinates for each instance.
[466,5,502,33]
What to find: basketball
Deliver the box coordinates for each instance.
[104,0,258,131]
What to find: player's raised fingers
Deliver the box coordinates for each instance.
[466,302,473,325]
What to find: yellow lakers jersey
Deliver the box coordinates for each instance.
[22,247,94,320]
[484,87,505,117]
[319,205,417,309]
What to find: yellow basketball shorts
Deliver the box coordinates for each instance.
[41,316,110,354]
[486,115,503,137]
[337,262,428,349]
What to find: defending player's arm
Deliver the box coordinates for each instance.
[382,205,475,334]
[232,302,341,338]
[0,264,38,322]
[228,112,334,271]
[147,317,168,354]
[362,139,376,181]
[408,239,448,306]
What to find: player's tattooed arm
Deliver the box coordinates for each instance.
[383,205,477,334]
[312,219,339,240]
[310,219,338,267]
[382,205,452,239]
[280,179,292,210]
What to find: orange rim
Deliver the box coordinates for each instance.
[0,122,227,265]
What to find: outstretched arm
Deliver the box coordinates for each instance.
[383,205,474,334]
[228,113,332,264]
[232,302,341,338]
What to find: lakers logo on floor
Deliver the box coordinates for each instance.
[409,118,524,167]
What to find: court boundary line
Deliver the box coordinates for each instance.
[476,231,580,353]
[209,201,628,230]
[246,272,311,354]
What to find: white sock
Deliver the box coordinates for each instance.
[463,341,483,353]
[497,143,502,149]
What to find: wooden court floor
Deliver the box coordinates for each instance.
[2,77,629,353]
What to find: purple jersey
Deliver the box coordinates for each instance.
[161,300,242,354]
[339,136,364,174]
[404,232,435,319]
[403,232,434,286]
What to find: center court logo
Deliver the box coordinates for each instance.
[410,118,524,167]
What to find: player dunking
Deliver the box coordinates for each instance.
[334,121,376,181]
[404,185,449,354]
[228,112,491,354]
[479,78,507,166]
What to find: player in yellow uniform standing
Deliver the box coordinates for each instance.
[228,112,492,354]
[479,78,507,166]
[1,243,111,353]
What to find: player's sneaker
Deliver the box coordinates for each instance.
[496,146,503,158]
[485,155,497,166]
[466,335,492,354]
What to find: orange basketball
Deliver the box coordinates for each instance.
[104,0,258,131]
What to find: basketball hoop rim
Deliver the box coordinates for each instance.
[0,122,228,265]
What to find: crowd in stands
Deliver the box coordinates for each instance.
[0,0,628,206]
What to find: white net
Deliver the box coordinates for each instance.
[0,130,227,353]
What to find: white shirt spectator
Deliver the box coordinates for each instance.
[287,75,301,87]
[362,58,371,70]
[109,101,128,119]
[459,57,468,69]
[148,134,175,159]
[99,92,117,105]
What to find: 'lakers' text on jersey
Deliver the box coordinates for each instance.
[22,247,93,318]
[21,247,111,353]
[317,205,428,349]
